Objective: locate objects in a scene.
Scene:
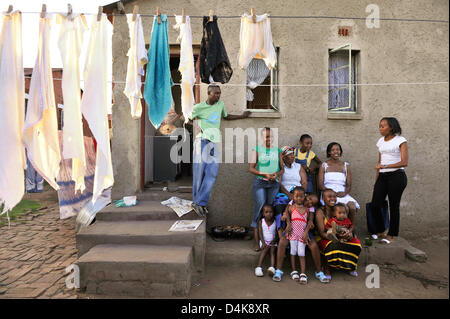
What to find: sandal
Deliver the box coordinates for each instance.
[299,273,308,284]
[315,271,330,283]
[273,269,284,282]
[267,267,276,277]
[290,270,300,282]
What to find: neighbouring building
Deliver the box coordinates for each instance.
[106,0,449,237]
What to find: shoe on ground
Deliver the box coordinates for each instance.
[255,266,264,277]
[202,206,209,214]
[267,266,275,277]
[191,203,204,217]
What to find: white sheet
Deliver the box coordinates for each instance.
[23,13,61,191]
[57,14,88,193]
[80,14,114,204]
[0,11,26,221]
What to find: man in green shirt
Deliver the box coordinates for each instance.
[189,85,250,216]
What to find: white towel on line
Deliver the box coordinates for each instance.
[124,13,148,119]
[23,13,61,191]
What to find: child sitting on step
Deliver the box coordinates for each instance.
[326,203,354,243]
[284,187,309,284]
[255,204,278,277]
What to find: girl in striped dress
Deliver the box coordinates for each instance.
[285,187,310,284]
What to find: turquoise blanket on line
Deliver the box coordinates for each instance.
[143,14,174,129]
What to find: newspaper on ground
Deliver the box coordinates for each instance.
[161,196,193,218]
[169,220,203,232]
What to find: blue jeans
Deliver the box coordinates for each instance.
[192,138,220,206]
[306,172,313,193]
[251,178,280,228]
[25,157,44,192]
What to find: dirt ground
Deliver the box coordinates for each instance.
[188,238,448,299]
[1,187,448,299]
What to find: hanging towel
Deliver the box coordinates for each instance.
[57,13,87,193]
[246,58,270,101]
[23,13,61,191]
[238,13,277,70]
[0,11,26,223]
[174,15,195,122]
[200,16,233,84]
[124,13,147,119]
[80,14,114,204]
[143,14,173,129]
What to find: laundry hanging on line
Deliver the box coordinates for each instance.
[246,58,270,101]
[174,14,195,122]
[200,15,233,84]
[57,13,88,193]
[238,13,277,70]
[143,14,174,129]
[22,13,62,192]
[0,11,26,225]
[80,13,114,205]
[124,13,147,119]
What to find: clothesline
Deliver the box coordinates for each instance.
[21,76,450,87]
[16,12,450,24]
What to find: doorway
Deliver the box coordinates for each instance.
[140,45,200,191]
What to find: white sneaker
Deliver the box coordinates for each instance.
[371,234,378,240]
[255,267,264,277]
[267,266,276,277]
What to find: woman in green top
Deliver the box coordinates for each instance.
[249,128,284,251]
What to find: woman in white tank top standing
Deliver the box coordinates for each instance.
[371,117,408,244]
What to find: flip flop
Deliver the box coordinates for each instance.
[315,271,330,283]
[348,270,358,277]
[273,269,284,282]
[380,238,391,244]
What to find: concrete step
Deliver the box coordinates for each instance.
[77,220,205,275]
[206,234,413,269]
[135,190,192,202]
[96,200,200,222]
[77,244,192,297]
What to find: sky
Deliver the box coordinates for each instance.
[1,0,116,67]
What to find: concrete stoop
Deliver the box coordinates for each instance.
[75,197,205,297]
[78,244,193,297]
[205,235,427,269]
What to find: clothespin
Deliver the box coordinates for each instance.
[97,6,103,21]
[40,4,46,19]
[6,5,13,13]
[117,1,125,14]
[67,4,73,19]
[209,9,214,22]
[251,8,256,23]
[156,7,161,24]
[181,8,185,23]
[132,5,138,21]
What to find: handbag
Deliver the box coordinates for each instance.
[366,201,389,234]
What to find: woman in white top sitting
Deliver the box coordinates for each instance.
[318,142,360,223]
[371,117,408,244]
